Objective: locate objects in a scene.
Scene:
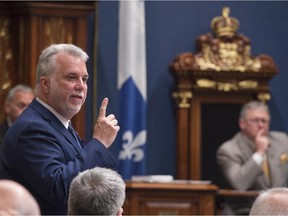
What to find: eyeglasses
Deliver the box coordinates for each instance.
[246,118,270,125]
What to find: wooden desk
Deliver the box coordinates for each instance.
[124,181,218,215]
[217,189,260,198]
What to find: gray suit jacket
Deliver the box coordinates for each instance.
[217,131,288,215]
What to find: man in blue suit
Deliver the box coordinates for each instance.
[0,44,120,215]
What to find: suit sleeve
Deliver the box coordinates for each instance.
[216,143,263,190]
[4,121,118,206]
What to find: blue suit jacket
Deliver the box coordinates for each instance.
[0,99,118,215]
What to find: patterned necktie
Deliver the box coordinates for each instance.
[68,124,82,149]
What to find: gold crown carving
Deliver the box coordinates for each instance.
[210,7,240,37]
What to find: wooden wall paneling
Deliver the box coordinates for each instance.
[0,2,95,137]
[190,98,201,180]
[172,69,193,179]
[0,14,14,121]
[175,98,191,179]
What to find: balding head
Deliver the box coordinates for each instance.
[0,180,40,215]
[250,187,288,215]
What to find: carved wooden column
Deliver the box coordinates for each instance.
[170,53,194,179]
[0,2,95,137]
[170,7,277,184]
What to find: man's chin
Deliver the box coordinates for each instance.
[67,107,81,117]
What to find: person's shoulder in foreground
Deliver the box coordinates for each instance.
[68,167,126,216]
[0,179,40,215]
[250,187,288,215]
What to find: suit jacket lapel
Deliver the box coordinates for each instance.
[238,132,254,160]
[237,132,269,188]
[30,99,82,152]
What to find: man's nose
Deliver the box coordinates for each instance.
[75,79,85,90]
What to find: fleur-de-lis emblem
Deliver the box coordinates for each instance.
[118,130,146,162]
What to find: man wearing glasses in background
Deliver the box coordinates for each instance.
[217,100,288,215]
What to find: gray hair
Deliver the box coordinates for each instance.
[6,84,34,102]
[35,44,89,92]
[239,100,269,119]
[250,187,288,215]
[68,167,126,215]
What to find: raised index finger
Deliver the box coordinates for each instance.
[98,97,108,118]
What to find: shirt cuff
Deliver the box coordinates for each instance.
[253,152,265,165]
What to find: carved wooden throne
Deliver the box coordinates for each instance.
[170,7,278,188]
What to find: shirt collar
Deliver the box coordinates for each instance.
[6,117,12,127]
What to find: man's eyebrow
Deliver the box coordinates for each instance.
[66,71,77,75]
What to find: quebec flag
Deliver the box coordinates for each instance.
[116,0,147,179]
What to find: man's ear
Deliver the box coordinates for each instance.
[40,77,50,93]
[239,118,245,130]
[116,207,123,216]
[4,101,10,115]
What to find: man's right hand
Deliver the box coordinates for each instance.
[255,128,270,155]
[93,98,120,148]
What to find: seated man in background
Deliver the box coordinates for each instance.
[249,187,288,215]
[217,100,288,215]
[0,179,40,215]
[0,84,34,168]
[68,167,126,216]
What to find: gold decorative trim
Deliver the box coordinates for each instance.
[194,7,266,72]
[211,7,239,38]
[196,79,216,88]
[0,17,12,93]
[258,93,271,103]
[45,18,73,44]
[218,82,238,92]
[195,41,262,72]
[238,80,258,89]
[172,92,192,108]
[196,79,259,92]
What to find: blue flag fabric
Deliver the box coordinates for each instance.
[117,0,147,180]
